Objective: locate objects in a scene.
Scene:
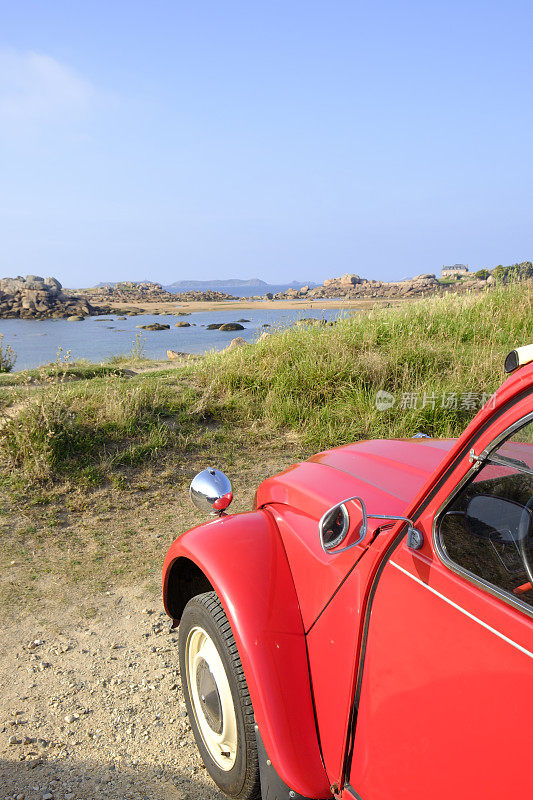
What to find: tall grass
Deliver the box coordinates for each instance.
[1,284,531,483]
[192,284,533,448]
[0,376,197,482]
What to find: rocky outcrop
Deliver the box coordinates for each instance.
[286,273,440,300]
[323,273,364,288]
[172,290,239,302]
[79,283,238,304]
[80,281,175,304]
[0,275,105,319]
[135,323,170,331]
[270,271,487,301]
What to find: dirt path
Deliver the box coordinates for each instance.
[0,441,302,800]
[0,585,226,800]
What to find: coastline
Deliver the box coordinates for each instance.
[102,296,406,314]
[0,303,353,371]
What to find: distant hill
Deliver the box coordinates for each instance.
[94,278,314,291]
[90,278,318,298]
[166,278,312,289]
[163,278,317,298]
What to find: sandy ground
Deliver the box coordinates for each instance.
[0,586,226,800]
[0,446,300,800]
[105,297,404,314]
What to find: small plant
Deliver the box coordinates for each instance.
[131,331,146,360]
[55,346,72,382]
[36,346,73,384]
[0,334,17,373]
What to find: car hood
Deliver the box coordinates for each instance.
[255,438,456,521]
[255,438,457,632]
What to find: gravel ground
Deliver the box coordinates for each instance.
[0,586,225,800]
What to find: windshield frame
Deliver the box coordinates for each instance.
[433,411,533,619]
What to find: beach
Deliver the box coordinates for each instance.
[102,296,404,314]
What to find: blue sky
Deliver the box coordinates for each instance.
[1,1,532,287]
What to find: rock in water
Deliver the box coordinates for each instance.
[174,321,191,327]
[218,322,245,331]
[296,317,326,326]
[135,323,170,331]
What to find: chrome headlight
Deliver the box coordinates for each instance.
[190,468,233,515]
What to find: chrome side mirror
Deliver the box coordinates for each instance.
[319,494,424,553]
[190,468,233,515]
[319,496,367,553]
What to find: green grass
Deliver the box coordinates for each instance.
[0,373,204,481]
[1,284,531,485]
[189,284,532,448]
[0,360,129,386]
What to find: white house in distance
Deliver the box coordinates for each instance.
[441,264,469,278]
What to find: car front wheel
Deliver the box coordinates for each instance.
[178,591,261,799]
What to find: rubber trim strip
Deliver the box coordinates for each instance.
[343,784,364,800]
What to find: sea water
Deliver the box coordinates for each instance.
[0,307,349,371]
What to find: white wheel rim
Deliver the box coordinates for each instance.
[185,625,238,771]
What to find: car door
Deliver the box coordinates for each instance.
[345,409,533,800]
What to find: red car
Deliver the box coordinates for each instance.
[163,345,533,800]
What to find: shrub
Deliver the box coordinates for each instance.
[0,334,17,373]
[475,269,490,280]
[492,262,533,283]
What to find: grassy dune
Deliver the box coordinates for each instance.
[0,283,531,486]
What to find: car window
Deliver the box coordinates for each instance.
[437,416,533,612]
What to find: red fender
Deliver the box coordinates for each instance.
[162,509,330,799]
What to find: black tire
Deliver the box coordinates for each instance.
[178,591,261,800]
